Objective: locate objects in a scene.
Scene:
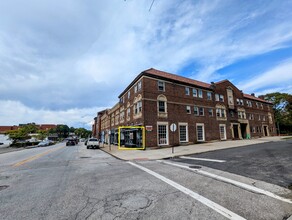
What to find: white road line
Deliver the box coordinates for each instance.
[159,160,292,204]
[128,161,246,220]
[180,156,226,163]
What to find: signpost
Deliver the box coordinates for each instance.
[108,130,111,151]
[170,123,177,154]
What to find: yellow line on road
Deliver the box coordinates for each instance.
[12,146,65,167]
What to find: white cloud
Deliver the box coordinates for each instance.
[0,0,292,127]
[239,59,292,94]
[0,100,107,129]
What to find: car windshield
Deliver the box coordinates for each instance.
[89,138,98,141]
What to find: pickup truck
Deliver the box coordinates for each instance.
[86,138,100,149]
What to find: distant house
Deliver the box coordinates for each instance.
[92,68,276,148]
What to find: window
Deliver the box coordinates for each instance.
[186,106,191,114]
[194,106,199,115]
[215,94,224,102]
[256,102,259,108]
[230,111,234,117]
[158,124,168,145]
[137,81,142,91]
[258,115,261,121]
[246,100,252,107]
[127,108,131,118]
[219,94,224,102]
[208,108,213,117]
[238,111,246,119]
[185,87,190,95]
[179,124,188,143]
[215,94,219,101]
[219,124,226,140]
[240,99,244,105]
[263,115,266,121]
[157,95,167,116]
[216,108,226,118]
[193,88,197,97]
[207,92,212,100]
[194,107,204,116]
[199,107,204,116]
[249,113,254,120]
[120,111,125,121]
[134,85,137,93]
[158,81,165,91]
[198,89,203,98]
[134,101,142,115]
[128,91,130,99]
[120,97,124,104]
[158,101,166,112]
[196,124,205,141]
[260,103,263,109]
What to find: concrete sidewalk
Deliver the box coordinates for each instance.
[100,136,291,161]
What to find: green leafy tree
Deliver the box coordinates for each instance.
[56,125,70,138]
[6,124,39,144]
[74,128,92,138]
[37,130,48,140]
[263,92,292,134]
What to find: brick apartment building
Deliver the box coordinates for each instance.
[93,68,276,148]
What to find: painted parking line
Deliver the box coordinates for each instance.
[12,146,65,167]
[159,160,292,204]
[128,161,246,220]
[180,156,226,163]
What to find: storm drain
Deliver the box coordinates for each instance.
[189,165,202,169]
[0,185,9,191]
[80,157,91,159]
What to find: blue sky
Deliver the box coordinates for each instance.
[0,0,291,129]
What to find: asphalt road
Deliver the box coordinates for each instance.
[0,141,291,220]
[171,139,292,188]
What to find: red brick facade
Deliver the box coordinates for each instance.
[95,68,276,148]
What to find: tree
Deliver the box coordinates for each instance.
[6,124,39,144]
[56,125,70,138]
[263,92,292,134]
[74,128,92,138]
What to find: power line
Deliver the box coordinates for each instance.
[149,0,155,12]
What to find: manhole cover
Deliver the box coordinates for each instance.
[80,157,91,159]
[0,185,9,191]
[189,165,202,169]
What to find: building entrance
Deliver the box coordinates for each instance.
[240,123,247,139]
[233,124,239,139]
[118,126,145,150]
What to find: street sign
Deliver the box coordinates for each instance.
[170,123,177,132]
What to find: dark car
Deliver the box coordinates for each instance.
[66,139,76,146]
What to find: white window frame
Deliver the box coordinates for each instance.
[137,81,142,91]
[207,92,212,100]
[208,108,213,117]
[128,91,130,99]
[157,122,169,145]
[219,124,227,140]
[179,123,188,143]
[186,106,191,114]
[194,106,199,116]
[193,88,197,97]
[185,87,190,95]
[196,123,205,142]
[198,89,203,98]
[158,81,165,91]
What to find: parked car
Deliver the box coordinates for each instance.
[37,140,51,147]
[66,139,76,146]
[86,138,100,149]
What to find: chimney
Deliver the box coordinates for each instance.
[251,93,255,97]
[210,82,216,90]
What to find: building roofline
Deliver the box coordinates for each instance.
[118,68,212,98]
[243,94,272,104]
